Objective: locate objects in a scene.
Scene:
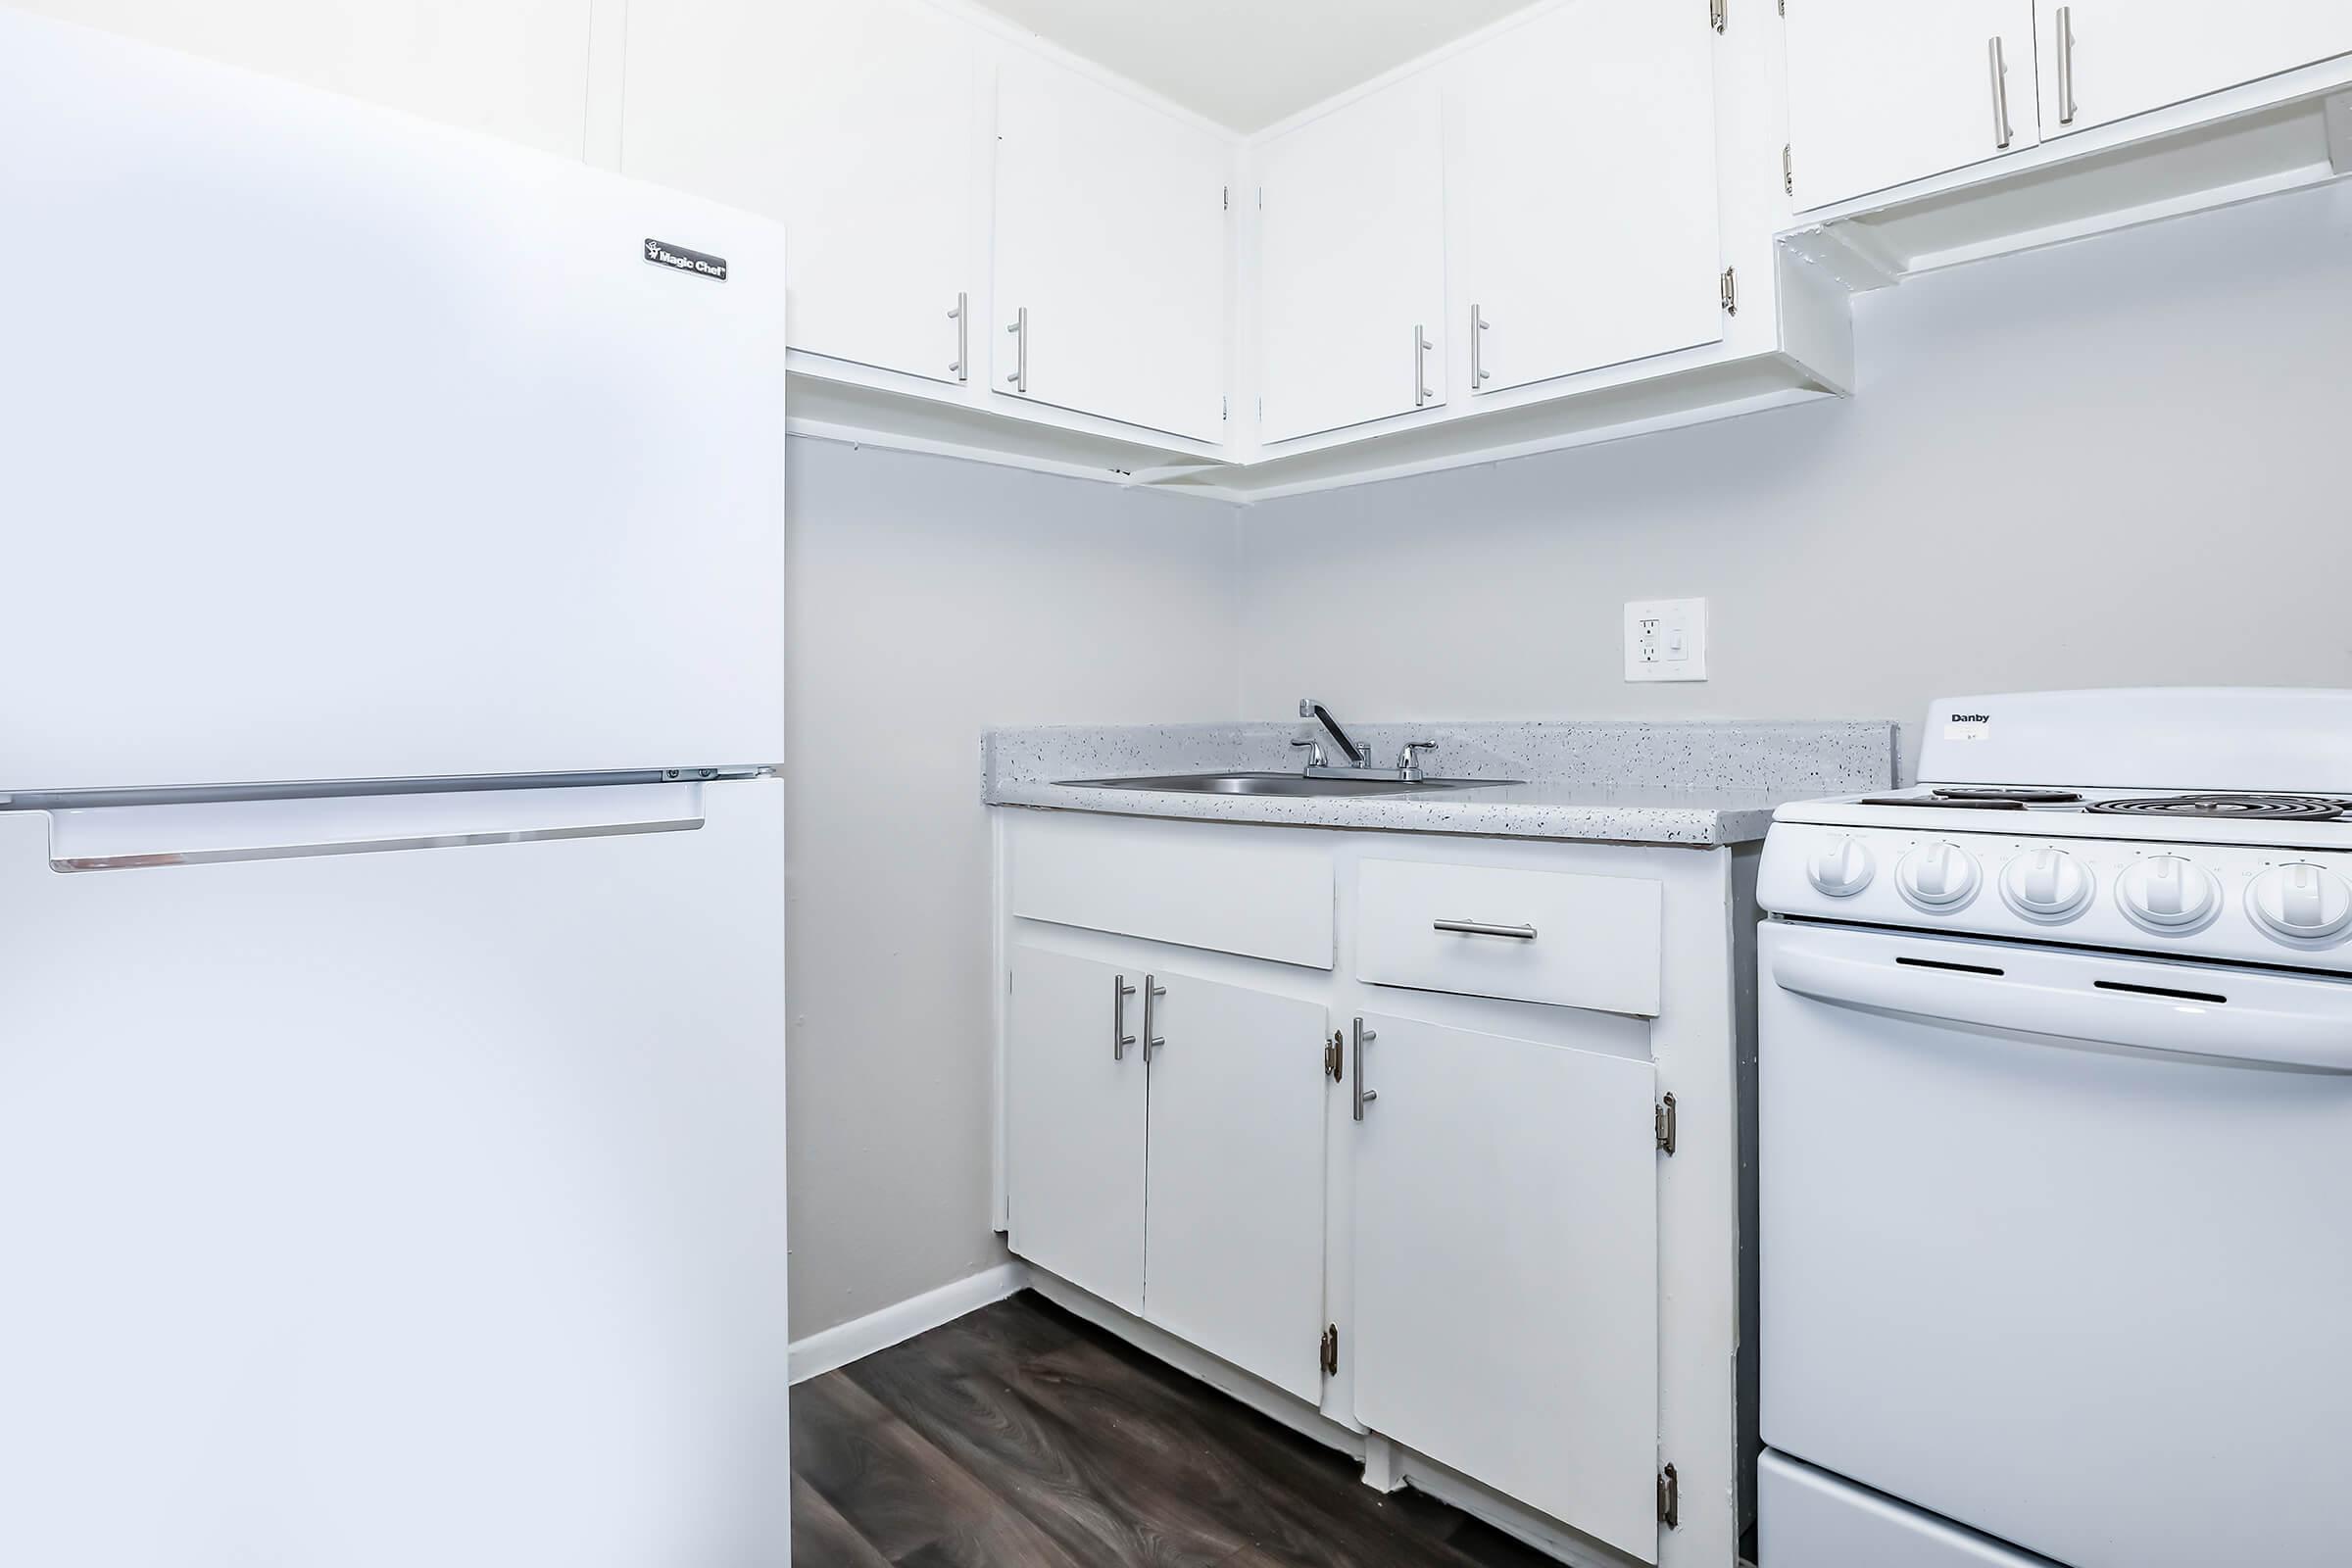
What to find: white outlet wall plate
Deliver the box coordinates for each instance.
[1625,598,1708,682]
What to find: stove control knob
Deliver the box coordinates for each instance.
[2001,846,2094,920]
[2117,856,2221,931]
[1897,841,1981,910]
[1807,836,1876,898]
[2248,862,2352,942]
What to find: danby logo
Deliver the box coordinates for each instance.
[644,237,728,281]
[1949,713,1991,724]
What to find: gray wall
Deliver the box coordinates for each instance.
[785,442,1237,1335]
[1233,180,2352,778]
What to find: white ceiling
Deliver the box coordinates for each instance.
[965,0,1546,132]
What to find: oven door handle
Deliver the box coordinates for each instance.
[1773,945,2352,1074]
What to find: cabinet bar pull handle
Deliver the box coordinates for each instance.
[1470,305,1492,390]
[1434,918,1539,940]
[1412,323,1434,407]
[1987,36,2015,150]
[1352,1016,1378,1120]
[1005,306,1028,393]
[1111,973,1137,1060]
[2056,7,2077,125]
[1143,975,1166,1059]
[950,292,969,381]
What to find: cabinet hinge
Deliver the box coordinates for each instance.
[1222,395,1230,422]
[1325,1029,1345,1082]
[1256,186,1264,210]
[1783,144,1793,197]
[1658,1463,1681,1529]
[1320,1324,1340,1377]
[1654,1092,1678,1155]
[1708,0,1726,32]
[1719,267,1739,317]
[1222,184,1230,212]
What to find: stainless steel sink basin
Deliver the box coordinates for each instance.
[1060,772,1519,798]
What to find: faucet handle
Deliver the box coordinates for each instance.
[1291,737,1326,769]
[1397,740,1439,777]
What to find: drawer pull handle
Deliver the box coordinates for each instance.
[1434,918,1538,940]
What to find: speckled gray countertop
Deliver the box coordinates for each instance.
[982,719,1896,846]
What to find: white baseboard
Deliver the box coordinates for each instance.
[788,1260,1031,1385]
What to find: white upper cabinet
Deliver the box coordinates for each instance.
[1451,0,1725,395]
[619,0,979,385]
[11,0,593,157]
[2035,1,2352,138]
[1786,0,2039,210]
[1256,79,1447,444]
[994,56,1231,443]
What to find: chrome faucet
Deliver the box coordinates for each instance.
[1298,699,1366,768]
[1296,699,1437,782]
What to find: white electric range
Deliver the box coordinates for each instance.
[1755,689,2352,1568]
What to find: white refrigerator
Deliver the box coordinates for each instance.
[0,12,792,1565]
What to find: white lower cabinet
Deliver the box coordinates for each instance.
[998,811,1746,1567]
[1351,1012,1662,1563]
[1140,974,1330,1401]
[1005,944,1149,1315]
[1006,938,1331,1396]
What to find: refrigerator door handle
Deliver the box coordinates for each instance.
[37,782,706,872]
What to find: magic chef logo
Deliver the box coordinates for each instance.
[644,238,728,281]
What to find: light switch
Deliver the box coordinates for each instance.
[1625,598,1708,682]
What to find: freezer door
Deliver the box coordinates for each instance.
[0,11,786,792]
[0,782,787,1567]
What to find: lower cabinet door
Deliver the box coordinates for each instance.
[1006,943,1149,1315]
[1143,972,1331,1401]
[1352,1014,1661,1561]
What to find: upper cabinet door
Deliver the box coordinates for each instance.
[2036,1,2352,138]
[1452,0,1724,396]
[620,0,978,385]
[1786,0,2039,211]
[994,58,1229,442]
[1257,79,1447,444]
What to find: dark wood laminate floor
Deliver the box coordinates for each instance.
[792,1291,1556,1568]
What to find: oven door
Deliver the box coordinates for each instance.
[1761,920,2352,1568]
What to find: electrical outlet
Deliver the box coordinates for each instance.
[1625,598,1708,682]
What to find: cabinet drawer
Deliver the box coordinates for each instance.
[1355,859,1661,1015]
[1008,813,1335,969]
